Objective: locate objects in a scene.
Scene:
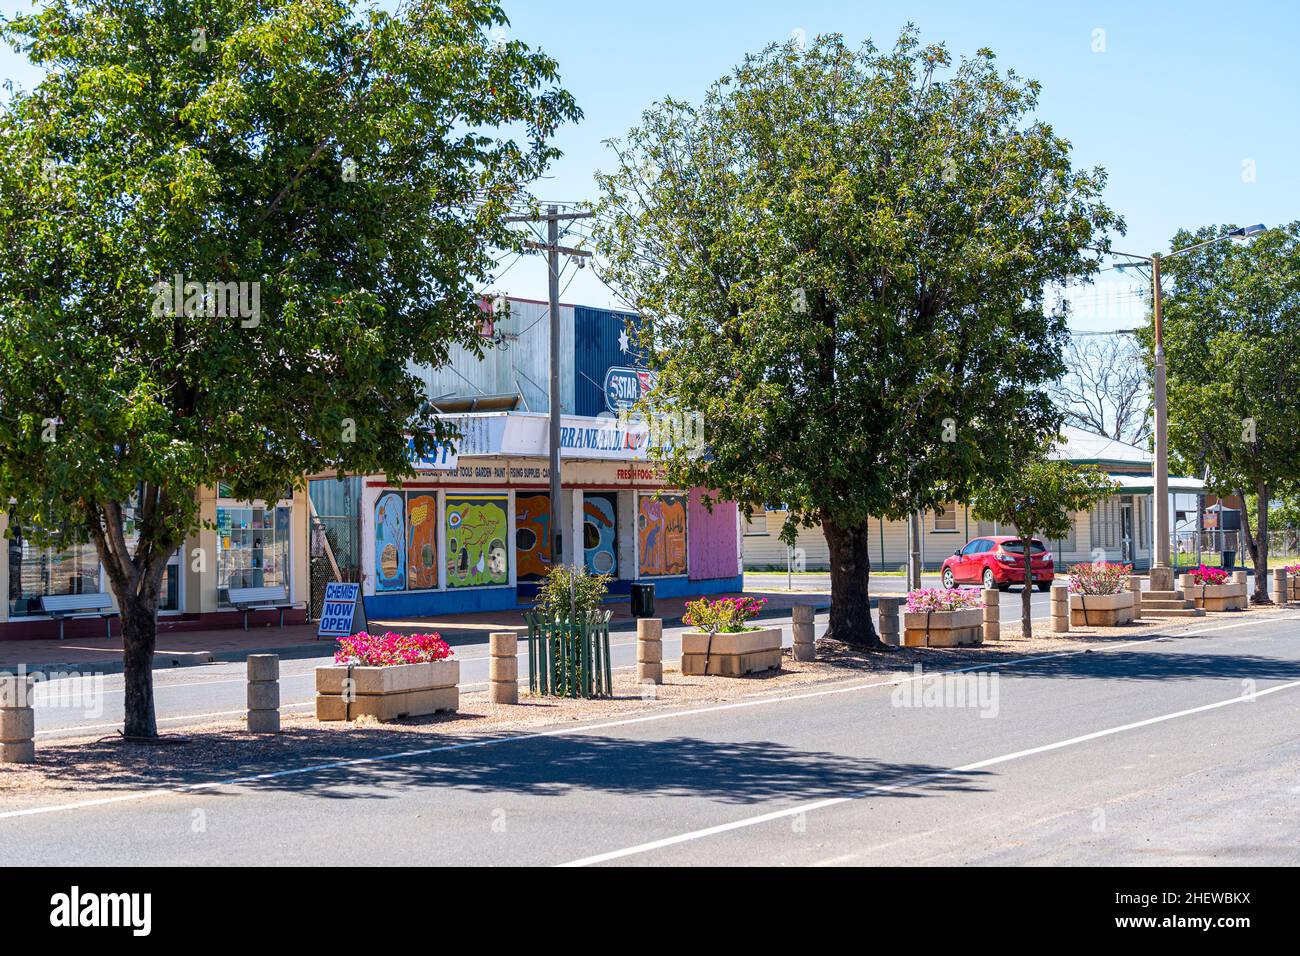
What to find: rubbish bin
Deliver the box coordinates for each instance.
[1222,550,1236,571]
[630,583,655,618]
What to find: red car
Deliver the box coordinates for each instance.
[940,535,1055,592]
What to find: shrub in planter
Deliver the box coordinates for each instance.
[528,567,614,697]
[316,632,459,721]
[681,597,780,676]
[903,588,984,647]
[1179,565,1244,612]
[1068,563,1135,626]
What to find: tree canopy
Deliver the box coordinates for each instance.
[593,29,1120,644]
[0,0,579,734]
[1147,222,1300,599]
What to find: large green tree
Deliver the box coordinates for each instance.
[593,30,1120,646]
[970,452,1117,637]
[0,0,578,736]
[1152,222,1300,603]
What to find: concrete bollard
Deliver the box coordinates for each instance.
[0,674,35,763]
[246,654,281,733]
[1050,585,1071,633]
[792,604,816,661]
[877,597,902,647]
[636,618,663,684]
[489,631,519,704]
[982,588,1000,641]
[1275,568,1289,607]
[1232,570,1249,603]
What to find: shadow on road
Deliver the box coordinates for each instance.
[13,725,991,807]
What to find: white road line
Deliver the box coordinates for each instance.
[5,616,1296,821]
[557,676,1300,867]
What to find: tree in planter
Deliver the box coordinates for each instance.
[1144,223,1300,603]
[0,0,579,738]
[592,30,1120,647]
[970,455,1117,638]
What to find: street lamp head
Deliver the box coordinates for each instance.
[1228,223,1266,239]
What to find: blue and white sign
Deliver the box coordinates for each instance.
[317,582,362,638]
[603,366,657,412]
[407,436,458,471]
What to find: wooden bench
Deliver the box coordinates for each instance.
[40,593,119,641]
[228,585,301,631]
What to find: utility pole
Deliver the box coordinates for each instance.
[1150,252,1172,591]
[502,205,593,576]
[908,511,922,591]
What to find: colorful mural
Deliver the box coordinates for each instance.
[638,494,687,576]
[446,494,509,588]
[405,494,438,590]
[515,492,552,581]
[583,493,618,575]
[374,490,406,592]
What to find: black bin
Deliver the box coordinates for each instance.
[630,583,656,618]
[1222,550,1236,571]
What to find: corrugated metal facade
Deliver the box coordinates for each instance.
[411,298,575,413]
[573,305,644,417]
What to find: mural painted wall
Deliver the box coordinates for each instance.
[405,494,438,590]
[583,492,618,575]
[515,492,551,581]
[374,490,406,592]
[446,494,509,588]
[687,488,739,580]
[638,494,687,576]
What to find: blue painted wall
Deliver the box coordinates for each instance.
[573,305,645,417]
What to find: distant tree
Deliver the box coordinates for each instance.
[970,454,1117,637]
[593,30,1120,647]
[1050,335,1151,445]
[0,0,579,737]
[1145,223,1300,603]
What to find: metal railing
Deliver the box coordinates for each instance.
[523,609,614,698]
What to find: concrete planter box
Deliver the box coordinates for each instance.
[1289,579,1300,603]
[316,660,459,721]
[1178,576,1245,612]
[1070,591,1135,627]
[681,627,782,677]
[902,608,983,647]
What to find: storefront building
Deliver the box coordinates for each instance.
[743,427,1205,573]
[351,411,744,619]
[0,485,310,639]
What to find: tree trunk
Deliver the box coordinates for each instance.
[120,595,160,739]
[1021,535,1033,639]
[822,514,886,648]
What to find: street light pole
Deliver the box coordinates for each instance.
[1103,224,1265,592]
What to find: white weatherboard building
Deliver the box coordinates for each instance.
[742,427,1205,573]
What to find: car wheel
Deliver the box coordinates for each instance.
[1036,581,1052,593]
[982,568,996,590]
[942,568,955,589]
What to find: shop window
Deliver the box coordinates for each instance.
[7,523,100,617]
[515,492,552,581]
[445,494,509,588]
[744,507,769,537]
[637,494,687,576]
[217,504,291,605]
[583,492,618,575]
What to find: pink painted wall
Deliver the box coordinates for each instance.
[688,487,739,580]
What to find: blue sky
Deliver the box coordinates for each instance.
[3,0,1296,328]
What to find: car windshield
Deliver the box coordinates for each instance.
[1001,540,1047,554]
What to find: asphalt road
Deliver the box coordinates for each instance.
[8,610,1300,865]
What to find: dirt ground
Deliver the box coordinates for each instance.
[1,604,1289,812]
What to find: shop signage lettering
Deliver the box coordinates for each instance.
[603,366,656,412]
[317,582,361,638]
[561,423,648,455]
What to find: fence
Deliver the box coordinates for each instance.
[523,609,613,698]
